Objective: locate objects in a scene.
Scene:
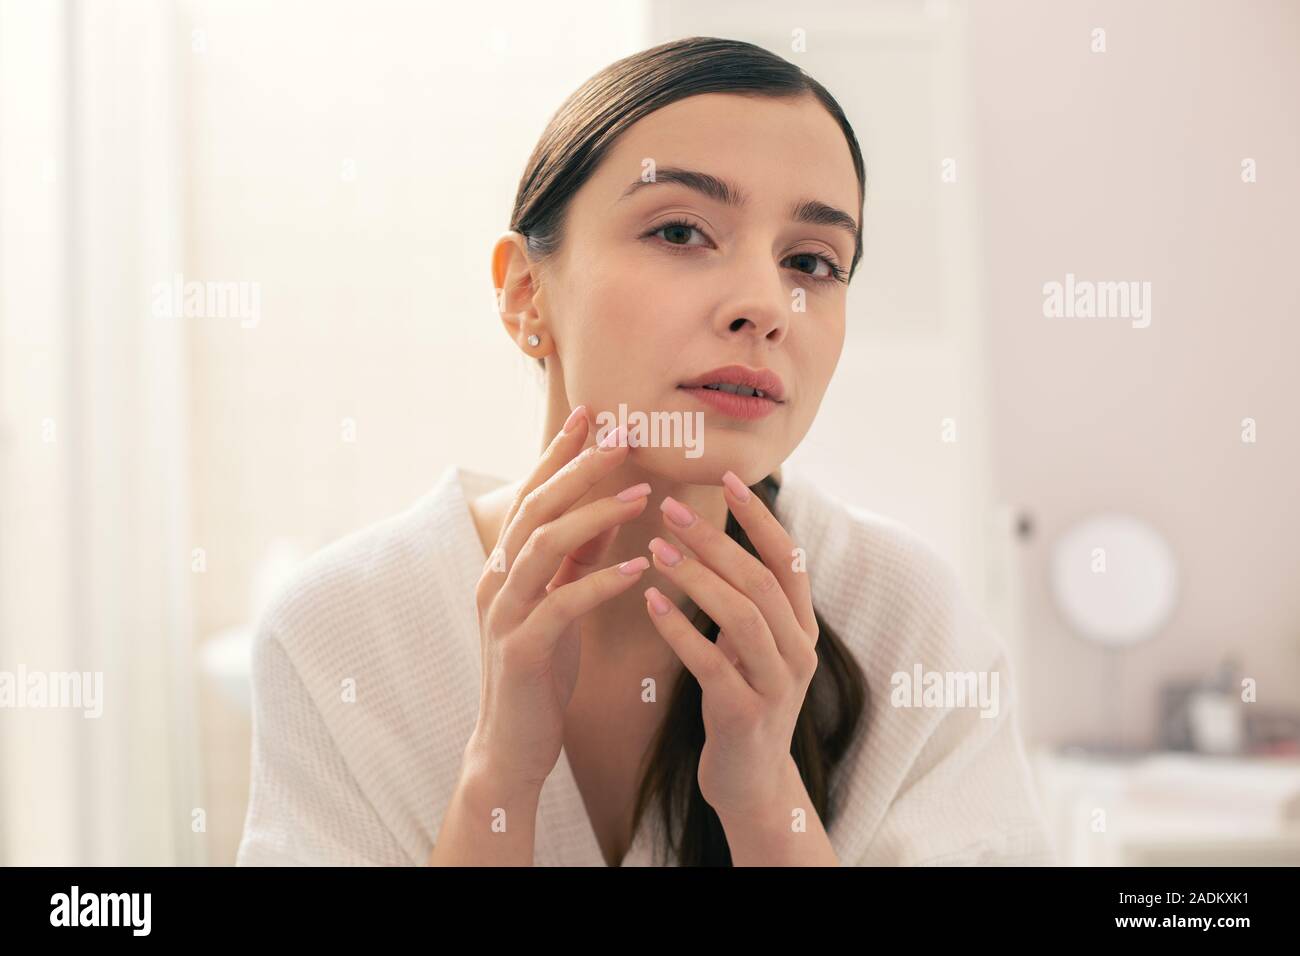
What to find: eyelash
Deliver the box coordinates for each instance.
[642,217,849,285]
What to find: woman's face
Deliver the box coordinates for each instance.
[530,91,860,485]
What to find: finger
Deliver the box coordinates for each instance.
[503,483,651,609]
[720,471,817,644]
[647,536,786,695]
[545,524,619,594]
[526,556,650,651]
[480,405,591,603]
[642,586,754,703]
[496,423,632,580]
[657,493,807,666]
[499,404,591,534]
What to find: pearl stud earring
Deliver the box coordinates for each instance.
[526,334,540,347]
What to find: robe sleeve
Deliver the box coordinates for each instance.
[235,624,413,866]
[855,650,1056,866]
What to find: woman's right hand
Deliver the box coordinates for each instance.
[463,407,650,793]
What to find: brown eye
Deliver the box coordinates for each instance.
[662,224,694,244]
[788,253,826,275]
[646,218,710,248]
[783,251,847,284]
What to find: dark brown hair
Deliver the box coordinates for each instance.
[508,37,869,866]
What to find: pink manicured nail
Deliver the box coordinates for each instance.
[618,556,650,576]
[616,482,652,502]
[562,405,587,434]
[660,496,695,528]
[721,470,750,502]
[649,537,683,567]
[645,587,672,616]
[598,425,627,450]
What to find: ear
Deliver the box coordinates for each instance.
[491,231,545,348]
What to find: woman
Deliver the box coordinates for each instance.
[236,37,1054,867]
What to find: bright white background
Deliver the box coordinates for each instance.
[2,0,1297,865]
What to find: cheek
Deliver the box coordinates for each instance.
[789,315,844,410]
[807,308,845,372]
[555,261,695,406]
[571,254,699,354]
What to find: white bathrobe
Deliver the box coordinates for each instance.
[235,464,1056,866]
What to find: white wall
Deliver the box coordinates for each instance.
[969,0,1300,748]
[0,0,196,865]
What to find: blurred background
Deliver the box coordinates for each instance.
[2,0,1297,866]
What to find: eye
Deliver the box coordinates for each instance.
[783,251,848,285]
[645,218,711,248]
[643,218,849,284]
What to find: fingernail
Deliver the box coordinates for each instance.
[722,470,750,503]
[660,496,695,528]
[598,425,627,450]
[649,537,683,567]
[616,482,652,502]
[618,556,649,575]
[562,405,587,434]
[645,587,672,616]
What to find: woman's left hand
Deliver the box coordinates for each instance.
[642,470,820,823]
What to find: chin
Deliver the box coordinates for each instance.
[626,440,777,488]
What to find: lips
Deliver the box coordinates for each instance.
[676,364,786,421]
[677,365,787,402]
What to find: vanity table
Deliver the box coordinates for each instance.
[1032,747,1300,866]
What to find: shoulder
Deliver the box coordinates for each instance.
[241,469,485,861]
[776,473,1049,864]
[775,471,1004,675]
[250,469,478,701]
[258,494,437,654]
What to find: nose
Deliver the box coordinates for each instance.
[713,255,790,347]
[726,310,787,345]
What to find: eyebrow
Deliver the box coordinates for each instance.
[619,166,859,249]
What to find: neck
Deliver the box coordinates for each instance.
[540,403,730,664]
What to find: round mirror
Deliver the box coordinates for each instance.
[1049,513,1178,646]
